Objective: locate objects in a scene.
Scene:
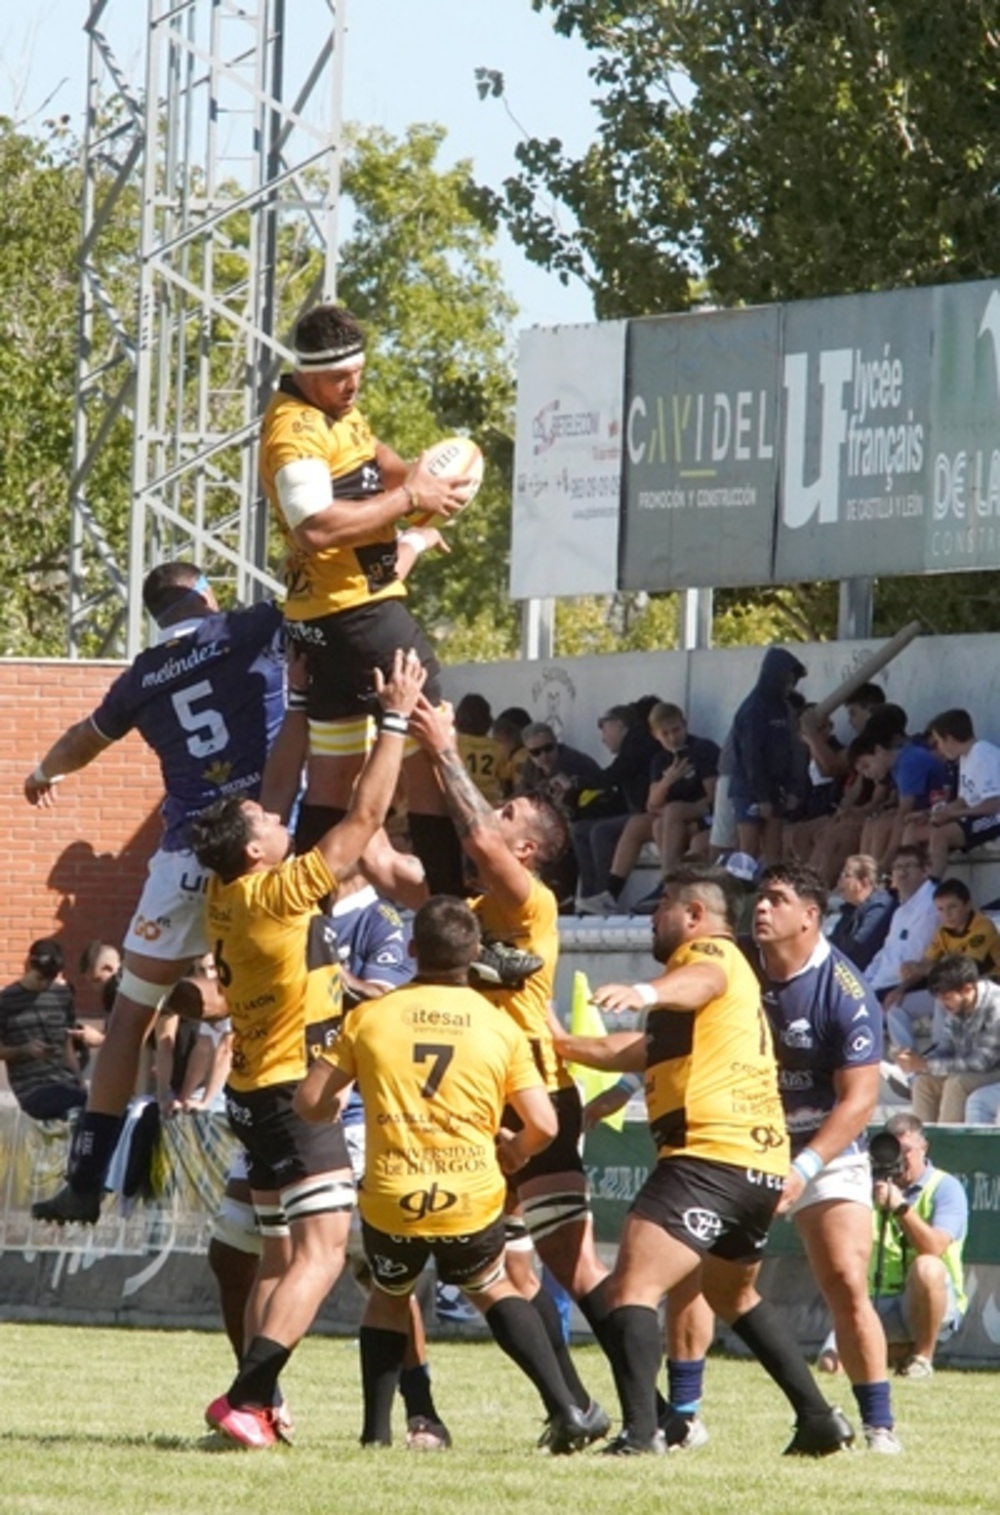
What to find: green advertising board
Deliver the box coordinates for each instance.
[584,1120,1000,1263]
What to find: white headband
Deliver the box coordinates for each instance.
[294,344,366,374]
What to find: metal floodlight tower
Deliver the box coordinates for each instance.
[68,0,344,657]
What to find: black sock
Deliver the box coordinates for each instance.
[730,1300,829,1420]
[604,1305,662,1441]
[485,1296,574,1419]
[68,1112,124,1194]
[578,1279,669,1419]
[399,1363,439,1422]
[360,1326,408,1445]
[408,813,465,896]
[532,1287,590,1410]
[229,1335,292,1409]
[294,804,347,854]
[606,873,626,900]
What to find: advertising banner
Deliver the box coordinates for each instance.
[510,321,627,598]
[620,306,781,589]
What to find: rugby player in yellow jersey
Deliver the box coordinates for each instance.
[408,696,611,1445]
[187,648,426,1450]
[259,302,470,895]
[294,894,590,1453]
[553,865,855,1456]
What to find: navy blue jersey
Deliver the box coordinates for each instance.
[332,887,413,1127]
[751,937,882,1157]
[91,603,284,850]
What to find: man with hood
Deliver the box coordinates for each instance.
[727,647,807,864]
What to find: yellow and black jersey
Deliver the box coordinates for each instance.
[645,935,788,1175]
[470,874,567,1092]
[321,981,541,1235]
[259,378,406,621]
[457,732,505,807]
[206,849,338,1091]
[926,911,1000,975]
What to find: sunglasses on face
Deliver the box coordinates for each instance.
[528,742,556,756]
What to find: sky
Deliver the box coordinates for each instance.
[1,0,599,330]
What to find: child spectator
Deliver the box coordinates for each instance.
[905,709,1000,878]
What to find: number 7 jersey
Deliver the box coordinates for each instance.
[320,981,542,1235]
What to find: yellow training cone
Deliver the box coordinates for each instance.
[566,970,627,1131]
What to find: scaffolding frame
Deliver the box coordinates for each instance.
[67,0,344,657]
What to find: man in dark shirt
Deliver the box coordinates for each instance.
[0,940,86,1121]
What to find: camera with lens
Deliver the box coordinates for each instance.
[869,1129,905,1184]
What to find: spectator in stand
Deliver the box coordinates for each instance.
[865,849,940,1093]
[78,941,121,1015]
[829,855,896,972]
[807,691,896,888]
[904,709,1000,879]
[517,721,604,909]
[727,647,807,864]
[898,955,1000,1123]
[572,701,659,907]
[849,716,952,875]
[454,693,505,806]
[492,706,532,797]
[579,703,718,916]
[884,878,1000,1057]
[0,940,87,1121]
[783,704,845,864]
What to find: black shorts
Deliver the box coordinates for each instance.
[287,599,442,721]
[630,1155,782,1264]
[225,1080,350,1193]
[361,1213,506,1293]
[504,1083,585,1188]
[959,814,1000,851]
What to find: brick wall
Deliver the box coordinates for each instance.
[0,660,163,1006]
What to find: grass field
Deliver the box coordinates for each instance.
[0,1322,996,1514]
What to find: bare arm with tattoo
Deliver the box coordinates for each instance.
[409,696,531,909]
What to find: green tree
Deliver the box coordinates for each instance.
[477,1,1000,645]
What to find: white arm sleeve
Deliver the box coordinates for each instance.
[275,457,333,527]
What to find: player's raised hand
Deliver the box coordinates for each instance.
[24,768,62,809]
[408,693,456,755]
[373,647,426,716]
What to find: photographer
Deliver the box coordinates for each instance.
[822,1114,967,1380]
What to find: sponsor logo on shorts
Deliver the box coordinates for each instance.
[372,1253,409,1279]
[683,1207,724,1244]
[132,914,167,942]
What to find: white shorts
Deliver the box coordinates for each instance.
[788,1149,872,1215]
[123,848,212,961]
[709,775,737,850]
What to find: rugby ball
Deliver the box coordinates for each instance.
[408,435,483,525]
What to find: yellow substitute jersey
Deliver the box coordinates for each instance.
[644,935,788,1175]
[471,874,569,1092]
[457,732,505,806]
[322,981,541,1235]
[925,911,1000,976]
[259,378,406,621]
[206,849,339,1091]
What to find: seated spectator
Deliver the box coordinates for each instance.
[865,845,938,1009]
[492,706,532,796]
[69,940,120,1073]
[887,877,1000,1054]
[727,646,807,864]
[455,692,505,806]
[808,694,899,887]
[898,955,1000,1123]
[518,720,604,907]
[904,708,1000,878]
[580,702,718,914]
[159,973,232,1115]
[828,854,896,971]
[572,701,659,905]
[517,721,604,807]
[783,704,844,863]
[0,940,87,1120]
[850,715,952,874]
